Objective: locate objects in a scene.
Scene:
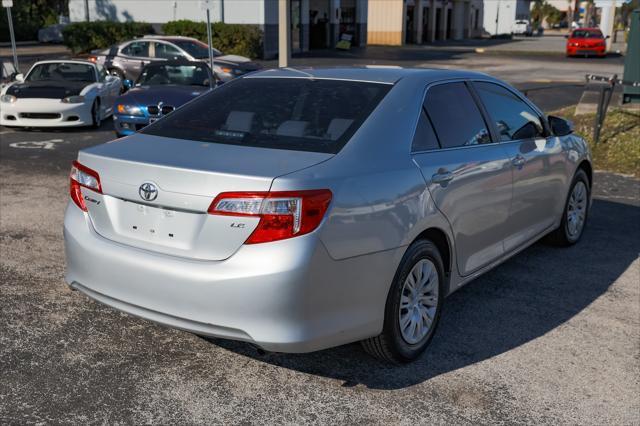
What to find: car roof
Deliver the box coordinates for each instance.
[32,59,96,67]
[141,35,197,42]
[244,67,493,85]
[144,59,205,66]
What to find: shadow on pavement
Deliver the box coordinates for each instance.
[209,197,639,389]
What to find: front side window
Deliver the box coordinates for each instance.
[474,82,544,141]
[155,43,185,60]
[96,64,107,82]
[172,40,221,59]
[121,41,150,57]
[424,82,491,148]
[143,78,391,154]
[26,62,96,82]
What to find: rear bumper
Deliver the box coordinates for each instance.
[64,202,396,352]
[0,98,92,127]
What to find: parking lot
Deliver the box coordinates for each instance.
[1,47,639,424]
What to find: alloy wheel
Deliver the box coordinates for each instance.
[398,259,439,345]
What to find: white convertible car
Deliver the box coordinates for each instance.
[0,60,121,128]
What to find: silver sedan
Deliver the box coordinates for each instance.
[64,68,592,363]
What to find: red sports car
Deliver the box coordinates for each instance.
[566,28,608,57]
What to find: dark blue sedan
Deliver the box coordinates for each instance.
[113,60,214,137]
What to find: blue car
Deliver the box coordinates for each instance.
[113,60,214,137]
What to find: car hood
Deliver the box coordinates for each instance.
[213,55,261,71]
[117,85,210,108]
[5,81,88,99]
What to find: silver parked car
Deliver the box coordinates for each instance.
[64,68,592,363]
[89,36,261,83]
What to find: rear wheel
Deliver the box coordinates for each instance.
[361,239,444,363]
[545,169,590,246]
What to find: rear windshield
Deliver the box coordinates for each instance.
[142,77,391,154]
[572,30,603,38]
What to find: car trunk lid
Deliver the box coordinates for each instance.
[77,133,332,260]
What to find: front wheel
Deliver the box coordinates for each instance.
[545,169,590,246]
[361,239,444,363]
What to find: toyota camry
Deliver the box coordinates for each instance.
[64,68,592,363]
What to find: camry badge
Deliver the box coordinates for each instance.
[139,182,158,202]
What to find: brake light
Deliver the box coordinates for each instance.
[208,190,332,244]
[69,161,102,212]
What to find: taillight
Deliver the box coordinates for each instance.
[208,190,332,244]
[69,161,102,212]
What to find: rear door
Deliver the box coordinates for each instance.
[471,81,567,252]
[412,81,513,276]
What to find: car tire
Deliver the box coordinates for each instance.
[545,169,590,247]
[91,99,101,129]
[361,239,445,364]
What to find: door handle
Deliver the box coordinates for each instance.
[512,155,526,169]
[432,170,454,185]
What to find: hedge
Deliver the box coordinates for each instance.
[162,20,262,59]
[62,21,154,54]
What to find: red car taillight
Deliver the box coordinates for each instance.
[69,161,102,212]
[208,190,332,244]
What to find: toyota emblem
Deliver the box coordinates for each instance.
[139,182,158,201]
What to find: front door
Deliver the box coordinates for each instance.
[471,81,567,252]
[412,82,513,276]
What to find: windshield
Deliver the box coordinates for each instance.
[26,62,96,82]
[143,78,391,154]
[136,64,211,86]
[172,40,221,59]
[572,30,603,38]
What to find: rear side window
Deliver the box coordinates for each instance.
[121,41,149,57]
[424,82,491,149]
[412,109,439,151]
[474,82,544,141]
[143,78,391,154]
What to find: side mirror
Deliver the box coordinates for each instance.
[123,79,133,90]
[548,115,574,136]
[564,34,569,38]
[14,73,24,82]
[605,35,610,39]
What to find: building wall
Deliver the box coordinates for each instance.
[69,0,268,24]
[367,0,404,45]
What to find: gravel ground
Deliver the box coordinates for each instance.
[0,120,638,424]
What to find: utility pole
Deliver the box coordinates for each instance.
[84,0,90,21]
[278,0,291,67]
[2,0,18,72]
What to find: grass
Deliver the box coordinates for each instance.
[551,106,640,177]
